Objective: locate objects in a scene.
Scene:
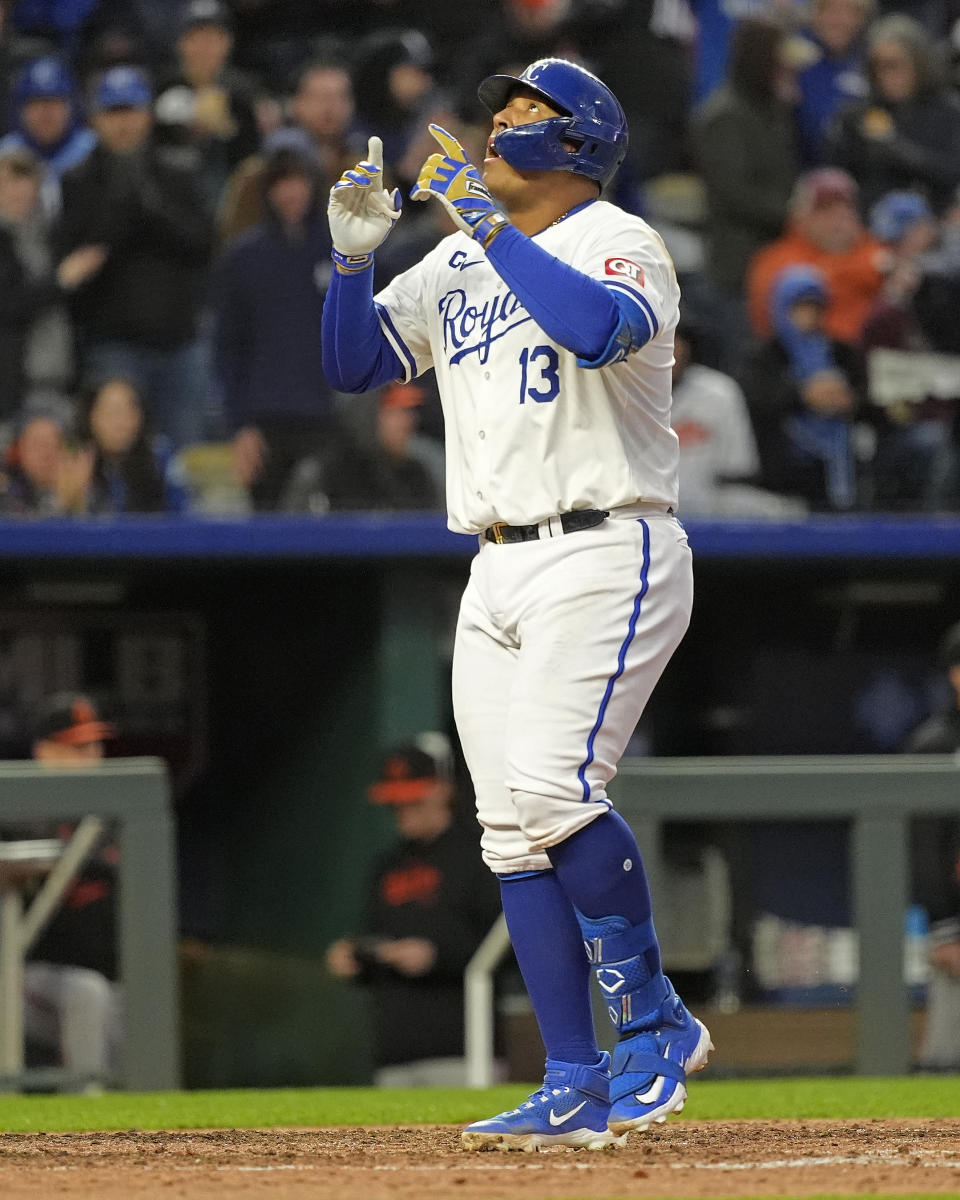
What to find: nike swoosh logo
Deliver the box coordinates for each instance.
[636,1043,671,1104]
[549,1100,587,1126]
[635,1076,665,1104]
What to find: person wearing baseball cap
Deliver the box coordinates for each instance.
[57,57,214,451]
[90,66,152,115]
[179,0,232,34]
[326,737,501,1085]
[316,381,442,512]
[0,57,96,208]
[901,622,960,1070]
[13,691,122,1089]
[868,190,935,248]
[32,692,114,764]
[153,0,259,209]
[746,166,886,345]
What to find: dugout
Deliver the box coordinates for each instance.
[1,511,959,1085]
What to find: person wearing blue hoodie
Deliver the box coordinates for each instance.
[793,0,872,168]
[0,57,95,214]
[739,263,869,510]
[10,0,103,58]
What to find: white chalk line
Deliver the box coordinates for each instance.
[221,1151,960,1174]
[19,1149,960,1176]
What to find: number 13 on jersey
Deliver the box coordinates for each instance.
[519,345,560,403]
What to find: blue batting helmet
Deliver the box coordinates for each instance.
[477,57,628,189]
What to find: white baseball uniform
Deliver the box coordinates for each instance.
[375,200,693,873]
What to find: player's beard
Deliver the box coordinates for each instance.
[482,157,548,214]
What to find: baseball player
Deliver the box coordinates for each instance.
[322,57,712,1151]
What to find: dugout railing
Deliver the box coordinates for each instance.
[0,758,179,1092]
[464,755,960,1085]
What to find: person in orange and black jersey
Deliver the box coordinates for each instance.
[18,693,122,1091]
[311,382,442,513]
[325,741,501,1086]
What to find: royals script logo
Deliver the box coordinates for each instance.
[439,287,533,365]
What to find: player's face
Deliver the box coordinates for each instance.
[18,417,62,488]
[813,0,868,56]
[483,86,562,201]
[89,378,143,455]
[293,68,354,139]
[391,782,452,840]
[34,738,105,765]
[869,40,917,103]
[93,105,152,153]
[23,96,70,146]
[178,24,232,83]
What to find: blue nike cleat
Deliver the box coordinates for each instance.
[461,1052,626,1152]
[607,993,713,1136]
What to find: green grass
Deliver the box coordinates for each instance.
[1,1075,959,1133]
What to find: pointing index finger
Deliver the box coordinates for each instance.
[366,135,384,173]
[428,124,467,162]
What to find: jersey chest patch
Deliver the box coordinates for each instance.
[381,863,442,907]
[605,257,645,286]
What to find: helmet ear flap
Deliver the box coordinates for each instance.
[478,57,628,188]
[492,117,592,179]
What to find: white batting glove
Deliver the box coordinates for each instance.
[328,136,402,271]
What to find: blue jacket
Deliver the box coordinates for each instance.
[12,0,100,35]
[86,437,189,515]
[214,215,336,428]
[794,31,868,168]
[0,126,95,176]
[769,265,835,383]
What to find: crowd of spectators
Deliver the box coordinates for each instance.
[0,0,958,518]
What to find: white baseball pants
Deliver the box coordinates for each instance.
[24,961,123,1084]
[452,509,693,875]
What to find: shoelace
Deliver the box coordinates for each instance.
[502,1084,571,1117]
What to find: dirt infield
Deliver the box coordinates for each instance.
[1,1120,960,1198]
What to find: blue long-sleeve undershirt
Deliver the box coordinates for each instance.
[321,219,654,394]
[321,264,404,393]
[484,223,630,364]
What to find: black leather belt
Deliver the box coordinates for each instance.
[484,509,609,544]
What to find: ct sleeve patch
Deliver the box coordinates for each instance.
[604,257,645,286]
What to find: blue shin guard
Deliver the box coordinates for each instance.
[577,911,712,1133]
[577,914,669,1033]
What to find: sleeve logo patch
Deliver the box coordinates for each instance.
[605,257,645,286]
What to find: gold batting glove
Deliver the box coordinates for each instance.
[410,124,508,248]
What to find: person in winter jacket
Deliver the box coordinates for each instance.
[747,167,886,344]
[740,264,867,510]
[827,12,960,215]
[0,56,96,214]
[0,144,103,420]
[67,375,189,515]
[56,66,214,449]
[213,142,342,510]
